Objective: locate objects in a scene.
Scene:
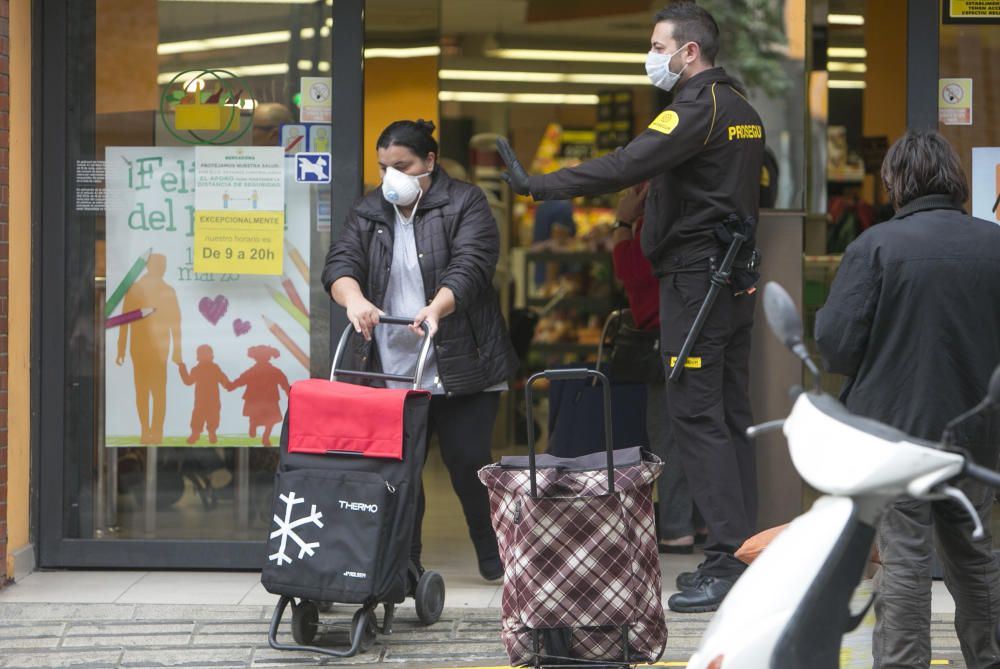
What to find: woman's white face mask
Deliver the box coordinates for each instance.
[381,166,430,207]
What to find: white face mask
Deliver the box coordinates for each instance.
[381,166,430,207]
[645,43,691,92]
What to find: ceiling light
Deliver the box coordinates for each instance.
[486,48,646,64]
[827,47,867,59]
[828,14,865,25]
[160,0,328,3]
[297,60,331,72]
[159,63,290,84]
[828,80,866,89]
[827,62,867,73]
[565,73,648,84]
[158,30,291,55]
[159,24,329,55]
[438,70,648,85]
[364,46,441,59]
[439,91,599,105]
[440,69,562,83]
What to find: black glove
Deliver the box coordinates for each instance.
[496,137,531,196]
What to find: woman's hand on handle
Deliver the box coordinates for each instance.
[345,295,382,341]
[411,306,440,338]
[331,277,382,341]
[411,287,456,338]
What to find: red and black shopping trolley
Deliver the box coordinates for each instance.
[262,316,445,658]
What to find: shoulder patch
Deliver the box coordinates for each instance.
[648,110,680,135]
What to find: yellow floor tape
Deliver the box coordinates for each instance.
[447,662,950,668]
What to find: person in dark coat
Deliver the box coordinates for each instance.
[322,119,519,582]
[815,129,1000,669]
[497,2,764,612]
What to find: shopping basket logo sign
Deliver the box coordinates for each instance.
[269,491,325,566]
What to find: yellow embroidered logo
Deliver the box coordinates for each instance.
[669,356,702,369]
[760,165,771,187]
[649,110,680,135]
[728,124,763,141]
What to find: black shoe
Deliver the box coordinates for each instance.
[667,575,736,613]
[658,541,694,555]
[478,555,504,582]
[675,570,703,590]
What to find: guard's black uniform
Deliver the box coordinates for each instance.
[528,67,764,577]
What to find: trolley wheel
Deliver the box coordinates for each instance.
[414,570,445,625]
[351,607,378,652]
[291,599,319,645]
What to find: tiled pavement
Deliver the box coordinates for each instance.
[0,574,968,668]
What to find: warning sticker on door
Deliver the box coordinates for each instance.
[939,78,973,125]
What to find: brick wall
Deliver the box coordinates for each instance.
[0,0,9,586]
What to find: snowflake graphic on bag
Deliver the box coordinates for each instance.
[269,491,324,565]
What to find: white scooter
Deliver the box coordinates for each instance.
[687,281,1000,669]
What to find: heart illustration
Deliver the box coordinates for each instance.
[233,318,252,337]
[198,295,229,325]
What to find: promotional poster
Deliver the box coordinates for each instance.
[104,146,312,448]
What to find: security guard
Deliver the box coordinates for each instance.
[498,2,764,613]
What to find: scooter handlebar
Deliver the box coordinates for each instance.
[964,461,1000,489]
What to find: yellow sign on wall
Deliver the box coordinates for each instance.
[193,211,284,275]
[944,0,1000,22]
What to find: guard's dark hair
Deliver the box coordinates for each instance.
[880,129,969,209]
[654,2,720,65]
[376,119,438,159]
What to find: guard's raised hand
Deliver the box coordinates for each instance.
[496,137,531,196]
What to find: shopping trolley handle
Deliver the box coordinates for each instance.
[524,368,616,497]
[330,315,432,390]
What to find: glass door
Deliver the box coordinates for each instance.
[38,0,353,568]
[937,1,1000,546]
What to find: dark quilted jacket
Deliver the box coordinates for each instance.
[322,167,519,396]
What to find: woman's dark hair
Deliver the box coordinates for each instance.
[376,119,438,159]
[654,2,720,64]
[880,129,969,209]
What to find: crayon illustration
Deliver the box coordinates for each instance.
[228,345,291,447]
[115,253,183,445]
[105,247,151,317]
[178,344,231,444]
[281,276,309,317]
[106,307,155,329]
[286,242,310,285]
[267,286,310,332]
[994,163,999,221]
[262,314,309,371]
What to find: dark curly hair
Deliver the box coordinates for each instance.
[376,119,438,160]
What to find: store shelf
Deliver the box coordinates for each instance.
[531,342,598,354]
[524,250,612,264]
[526,295,614,311]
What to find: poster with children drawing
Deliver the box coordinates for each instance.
[104,146,311,447]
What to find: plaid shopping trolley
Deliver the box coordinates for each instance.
[479,368,667,668]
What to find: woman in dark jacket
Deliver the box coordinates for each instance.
[322,119,518,581]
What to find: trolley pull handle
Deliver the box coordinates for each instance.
[330,315,433,391]
[524,368,615,498]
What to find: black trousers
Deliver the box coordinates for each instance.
[410,391,501,566]
[659,271,758,577]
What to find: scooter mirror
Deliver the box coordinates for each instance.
[763,281,804,349]
[987,365,1000,408]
